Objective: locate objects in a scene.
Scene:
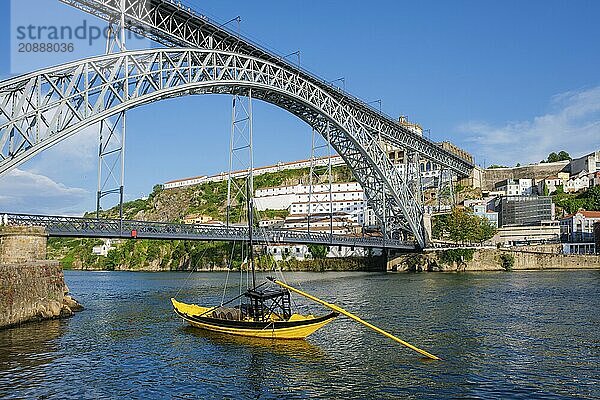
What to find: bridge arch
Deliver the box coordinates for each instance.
[0,48,425,246]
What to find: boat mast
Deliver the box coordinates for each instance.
[246,88,256,290]
[246,178,256,290]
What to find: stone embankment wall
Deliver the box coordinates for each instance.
[389,245,600,272]
[465,248,600,271]
[482,161,569,190]
[0,226,82,329]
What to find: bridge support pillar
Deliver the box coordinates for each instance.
[422,214,432,248]
[0,225,82,329]
[382,247,389,270]
[0,226,48,264]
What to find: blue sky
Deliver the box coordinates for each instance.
[1,0,600,214]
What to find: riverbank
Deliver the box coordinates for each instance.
[388,244,600,272]
[67,255,386,272]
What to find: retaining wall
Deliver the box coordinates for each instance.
[389,246,600,272]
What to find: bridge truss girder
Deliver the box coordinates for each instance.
[0,49,426,246]
[59,0,473,177]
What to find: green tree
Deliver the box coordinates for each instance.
[557,151,571,161]
[547,152,559,162]
[104,249,121,270]
[146,240,161,261]
[499,253,514,271]
[474,218,497,243]
[308,244,328,259]
[432,208,497,244]
[547,151,571,163]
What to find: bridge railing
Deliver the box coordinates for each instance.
[1,213,415,250]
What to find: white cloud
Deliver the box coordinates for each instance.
[459,86,600,166]
[26,123,100,179]
[0,169,90,215]
[0,118,127,215]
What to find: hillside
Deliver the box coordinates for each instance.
[552,185,600,215]
[86,164,356,223]
[52,164,358,270]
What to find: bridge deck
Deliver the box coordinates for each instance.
[2,214,416,250]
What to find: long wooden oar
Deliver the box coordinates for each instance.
[269,277,440,360]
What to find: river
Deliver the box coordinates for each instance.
[1,270,599,399]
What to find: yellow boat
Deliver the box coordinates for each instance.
[170,176,440,359]
[171,297,338,340]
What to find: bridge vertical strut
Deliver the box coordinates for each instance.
[307,122,333,237]
[436,168,455,214]
[226,90,254,229]
[96,0,127,226]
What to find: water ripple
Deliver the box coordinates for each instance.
[0,270,598,399]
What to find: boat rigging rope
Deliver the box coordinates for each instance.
[221,241,238,306]
[174,245,211,300]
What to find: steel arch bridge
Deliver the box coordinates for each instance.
[0,0,474,249]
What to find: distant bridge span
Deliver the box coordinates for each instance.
[2,214,416,251]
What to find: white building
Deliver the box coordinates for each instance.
[183,214,214,224]
[282,213,361,236]
[493,222,560,245]
[255,181,375,227]
[266,244,312,261]
[255,182,362,209]
[258,218,285,228]
[560,210,600,242]
[564,171,591,193]
[537,172,569,195]
[494,179,534,196]
[264,243,367,261]
[92,239,115,257]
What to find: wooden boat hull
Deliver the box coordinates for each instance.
[171,298,338,340]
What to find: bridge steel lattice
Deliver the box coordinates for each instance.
[4,213,415,251]
[0,0,474,248]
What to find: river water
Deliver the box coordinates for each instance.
[1,270,599,399]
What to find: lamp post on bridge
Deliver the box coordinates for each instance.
[367,99,382,112]
[219,16,241,34]
[329,77,345,91]
[283,50,301,66]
